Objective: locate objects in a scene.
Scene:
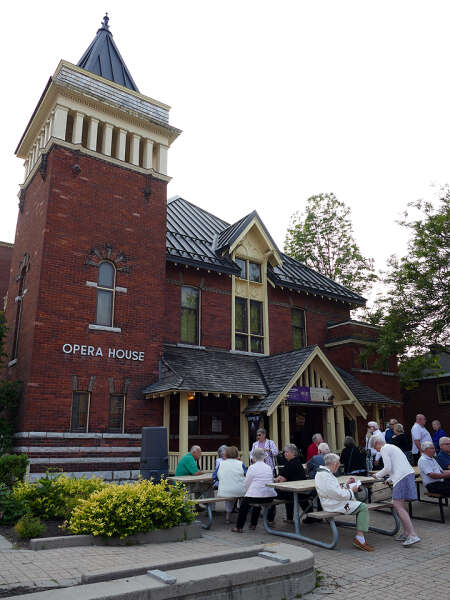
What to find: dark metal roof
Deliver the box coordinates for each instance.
[335,367,401,406]
[270,254,365,305]
[77,15,139,92]
[165,197,366,306]
[143,345,400,410]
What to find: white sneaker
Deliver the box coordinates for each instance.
[395,533,407,541]
[402,535,421,546]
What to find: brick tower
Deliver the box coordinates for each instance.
[5,16,180,477]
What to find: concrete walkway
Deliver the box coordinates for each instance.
[0,499,448,599]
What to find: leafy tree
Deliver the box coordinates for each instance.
[284,193,377,297]
[369,192,450,387]
[0,311,22,453]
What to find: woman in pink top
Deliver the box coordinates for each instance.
[232,447,276,532]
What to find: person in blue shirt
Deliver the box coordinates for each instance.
[432,420,447,452]
[437,436,450,470]
[384,419,398,444]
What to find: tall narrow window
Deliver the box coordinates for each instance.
[235,297,248,351]
[11,266,27,361]
[96,261,116,326]
[109,394,125,432]
[235,258,246,279]
[235,297,264,353]
[71,391,90,432]
[180,286,199,345]
[292,308,306,350]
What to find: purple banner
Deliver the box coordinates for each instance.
[286,386,312,403]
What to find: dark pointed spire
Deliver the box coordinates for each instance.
[77,14,139,92]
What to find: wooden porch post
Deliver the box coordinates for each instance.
[240,397,249,466]
[163,395,170,449]
[269,408,279,448]
[335,404,345,452]
[326,406,337,452]
[179,392,189,457]
[281,403,290,448]
[374,404,380,426]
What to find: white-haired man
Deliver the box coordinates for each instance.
[307,442,330,479]
[315,453,373,552]
[175,445,203,476]
[418,441,450,497]
[411,414,432,466]
[371,434,420,546]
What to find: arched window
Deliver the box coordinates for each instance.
[96,261,116,327]
[11,266,27,361]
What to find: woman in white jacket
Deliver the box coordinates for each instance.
[315,453,374,552]
[371,435,420,546]
[217,446,246,523]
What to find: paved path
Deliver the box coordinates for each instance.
[0,499,448,598]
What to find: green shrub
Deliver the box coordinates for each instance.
[13,473,107,521]
[14,514,46,539]
[69,479,196,538]
[0,483,28,525]
[0,454,29,488]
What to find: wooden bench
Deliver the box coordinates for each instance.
[407,478,448,523]
[192,497,238,530]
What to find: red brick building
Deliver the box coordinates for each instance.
[2,17,402,481]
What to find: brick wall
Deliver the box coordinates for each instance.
[6,145,167,433]
[403,377,450,433]
[0,242,13,306]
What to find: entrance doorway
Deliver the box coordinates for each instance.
[290,405,325,461]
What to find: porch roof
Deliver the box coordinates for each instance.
[143,344,400,410]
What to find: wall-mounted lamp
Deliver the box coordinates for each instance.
[187,392,195,402]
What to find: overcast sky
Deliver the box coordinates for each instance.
[2,1,448,294]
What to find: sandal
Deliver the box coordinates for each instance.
[232,527,243,533]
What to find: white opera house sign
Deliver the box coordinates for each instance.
[62,343,144,361]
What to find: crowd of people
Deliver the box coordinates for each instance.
[173,414,449,551]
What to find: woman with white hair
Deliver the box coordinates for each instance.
[315,453,374,552]
[370,434,420,546]
[232,447,276,532]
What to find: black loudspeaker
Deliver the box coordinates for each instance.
[140,426,169,482]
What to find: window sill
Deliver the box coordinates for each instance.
[8,359,17,367]
[88,324,122,333]
[177,343,206,350]
[230,349,267,357]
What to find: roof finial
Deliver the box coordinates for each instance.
[101,12,110,30]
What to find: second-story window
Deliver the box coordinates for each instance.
[235,258,262,282]
[235,297,264,353]
[292,308,306,349]
[181,286,199,345]
[96,261,116,327]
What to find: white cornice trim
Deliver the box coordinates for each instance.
[327,320,379,331]
[324,338,376,348]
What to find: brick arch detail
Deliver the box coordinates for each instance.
[84,244,131,273]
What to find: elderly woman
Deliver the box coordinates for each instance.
[250,428,278,472]
[340,436,367,475]
[315,453,373,551]
[212,444,228,489]
[391,423,410,456]
[274,443,310,523]
[232,447,276,532]
[371,434,420,546]
[217,446,246,524]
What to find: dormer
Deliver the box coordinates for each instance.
[15,15,181,187]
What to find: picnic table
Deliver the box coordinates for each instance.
[263,475,400,549]
[166,473,214,497]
